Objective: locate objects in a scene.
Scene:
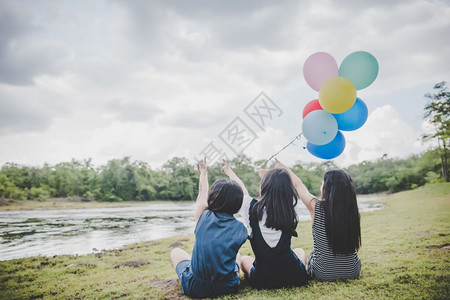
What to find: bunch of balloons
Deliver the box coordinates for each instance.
[301,51,378,159]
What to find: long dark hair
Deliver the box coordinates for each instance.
[321,169,361,254]
[208,179,243,215]
[252,169,298,232]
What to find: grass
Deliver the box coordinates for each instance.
[0,183,449,299]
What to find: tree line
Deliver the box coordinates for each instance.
[0,149,444,202]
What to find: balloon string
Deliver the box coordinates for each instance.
[259,132,303,168]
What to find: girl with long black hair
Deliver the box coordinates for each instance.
[222,161,309,289]
[276,159,361,281]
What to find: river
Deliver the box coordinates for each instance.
[0,197,384,261]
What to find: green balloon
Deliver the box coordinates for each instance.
[339,51,378,90]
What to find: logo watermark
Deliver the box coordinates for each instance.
[167,91,284,206]
[194,92,283,165]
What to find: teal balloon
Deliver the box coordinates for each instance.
[332,98,368,131]
[339,51,378,90]
[307,131,346,159]
[302,110,338,145]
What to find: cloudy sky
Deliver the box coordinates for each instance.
[0,0,449,168]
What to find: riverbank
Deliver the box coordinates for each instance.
[0,194,383,211]
[0,197,186,211]
[1,183,449,299]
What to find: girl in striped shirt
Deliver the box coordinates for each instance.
[276,160,361,281]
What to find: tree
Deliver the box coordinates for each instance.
[423,81,450,182]
[162,157,197,201]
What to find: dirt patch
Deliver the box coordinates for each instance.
[143,240,159,246]
[168,239,190,248]
[66,263,97,269]
[394,274,417,284]
[47,196,92,202]
[77,263,97,268]
[111,249,123,256]
[151,278,179,290]
[0,199,24,206]
[114,259,149,268]
[426,243,450,250]
[414,231,438,236]
[150,278,184,300]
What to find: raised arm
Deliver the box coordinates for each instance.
[275,159,317,219]
[194,157,209,222]
[257,168,268,179]
[221,160,249,196]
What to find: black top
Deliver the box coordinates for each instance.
[248,199,308,289]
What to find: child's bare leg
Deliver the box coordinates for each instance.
[236,253,242,274]
[293,248,307,265]
[240,255,255,278]
[170,248,191,269]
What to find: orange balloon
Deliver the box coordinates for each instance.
[319,77,357,114]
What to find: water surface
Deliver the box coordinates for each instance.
[0,197,384,260]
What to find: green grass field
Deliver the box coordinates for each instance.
[1,183,449,299]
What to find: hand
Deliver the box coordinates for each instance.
[221,159,231,175]
[275,158,286,170]
[257,168,268,179]
[197,157,207,173]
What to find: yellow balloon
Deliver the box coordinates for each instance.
[319,77,357,114]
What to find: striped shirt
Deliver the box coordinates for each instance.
[307,200,361,281]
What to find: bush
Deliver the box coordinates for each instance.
[28,187,51,201]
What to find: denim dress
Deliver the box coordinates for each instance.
[176,210,247,298]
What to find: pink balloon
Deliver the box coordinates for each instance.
[303,52,339,92]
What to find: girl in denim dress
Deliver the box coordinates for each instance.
[170,158,247,298]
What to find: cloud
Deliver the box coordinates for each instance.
[335,105,425,166]
[0,1,72,85]
[244,105,433,168]
[0,95,52,134]
[244,127,309,166]
[117,0,302,53]
[0,1,31,39]
[114,0,450,93]
[0,86,69,135]
[0,0,448,167]
[158,109,230,129]
[104,99,163,123]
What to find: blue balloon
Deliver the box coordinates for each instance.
[307,131,346,159]
[332,98,368,131]
[302,110,338,145]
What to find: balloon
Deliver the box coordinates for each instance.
[307,131,346,159]
[339,51,379,90]
[333,98,368,131]
[302,99,323,119]
[302,110,338,145]
[319,77,356,114]
[303,52,338,92]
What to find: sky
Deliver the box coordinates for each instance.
[0,0,449,168]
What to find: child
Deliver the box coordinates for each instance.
[170,158,248,298]
[222,161,309,289]
[276,160,361,281]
